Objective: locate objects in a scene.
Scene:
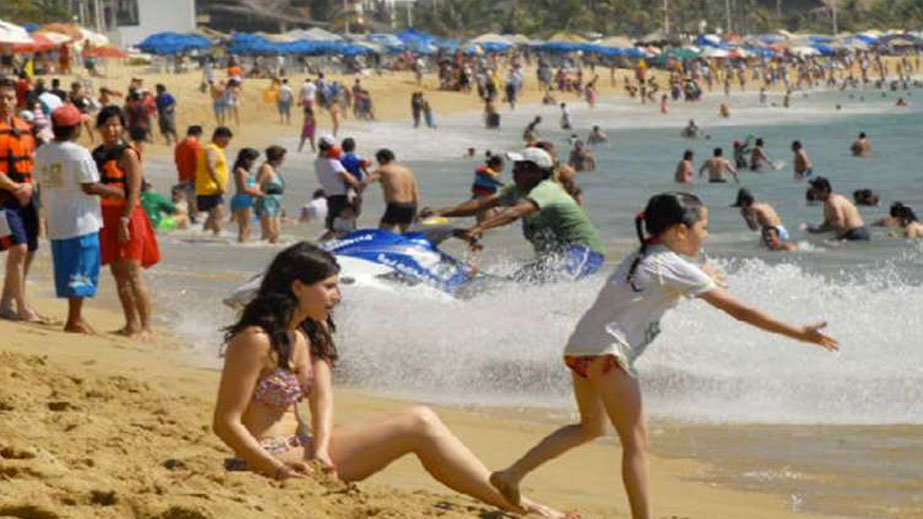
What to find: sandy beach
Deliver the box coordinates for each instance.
[0,296,810,519]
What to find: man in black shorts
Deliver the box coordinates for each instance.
[365,148,419,233]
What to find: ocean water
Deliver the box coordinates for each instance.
[138,86,923,516]
[147,86,923,425]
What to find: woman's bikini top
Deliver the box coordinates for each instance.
[252,357,313,409]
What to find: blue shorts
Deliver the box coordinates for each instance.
[562,245,605,279]
[51,233,101,298]
[0,200,39,252]
[230,193,253,212]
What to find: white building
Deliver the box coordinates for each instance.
[106,0,197,46]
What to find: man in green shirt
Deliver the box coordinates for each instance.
[424,148,604,281]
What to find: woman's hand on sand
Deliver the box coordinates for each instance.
[275,460,313,480]
[310,450,338,478]
[799,321,839,352]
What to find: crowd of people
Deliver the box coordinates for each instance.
[3,39,923,519]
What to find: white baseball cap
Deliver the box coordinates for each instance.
[506,148,554,169]
[318,135,337,148]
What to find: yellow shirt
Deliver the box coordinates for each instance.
[195,143,229,196]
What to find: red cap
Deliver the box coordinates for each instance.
[51,104,89,127]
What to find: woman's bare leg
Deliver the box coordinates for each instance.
[235,209,250,242]
[111,261,140,335]
[328,406,566,517]
[596,364,650,519]
[491,367,608,506]
[123,259,153,338]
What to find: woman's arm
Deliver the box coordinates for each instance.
[698,288,838,351]
[307,355,336,474]
[212,329,309,480]
[120,148,143,218]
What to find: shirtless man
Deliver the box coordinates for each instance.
[675,149,694,183]
[807,177,870,241]
[365,148,419,233]
[749,137,772,171]
[792,140,813,179]
[698,147,739,183]
[850,132,872,157]
[733,188,792,247]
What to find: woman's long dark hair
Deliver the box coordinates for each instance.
[627,192,705,292]
[224,242,340,369]
[232,147,260,173]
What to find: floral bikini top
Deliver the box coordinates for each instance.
[252,357,313,409]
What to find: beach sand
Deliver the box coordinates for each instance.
[0,298,802,519]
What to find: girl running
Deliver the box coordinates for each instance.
[490,192,839,519]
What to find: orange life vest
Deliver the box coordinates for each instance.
[0,117,35,204]
[92,142,140,207]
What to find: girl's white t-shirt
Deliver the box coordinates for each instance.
[564,245,716,376]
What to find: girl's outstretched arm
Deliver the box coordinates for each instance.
[698,288,839,351]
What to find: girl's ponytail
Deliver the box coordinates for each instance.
[627,211,648,292]
[626,192,705,292]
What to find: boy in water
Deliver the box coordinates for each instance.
[733,188,792,249]
[791,140,813,179]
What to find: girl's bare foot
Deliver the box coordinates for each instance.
[64,319,97,335]
[490,470,523,508]
[520,496,580,519]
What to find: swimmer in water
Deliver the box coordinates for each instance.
[698,147,739,184]
[733,188,792,249]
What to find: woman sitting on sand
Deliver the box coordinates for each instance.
[213,242,569,518]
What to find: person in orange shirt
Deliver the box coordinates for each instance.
[227,56,243,80]
[174,125,203,222]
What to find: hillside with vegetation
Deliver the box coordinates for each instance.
[2,0,922,36]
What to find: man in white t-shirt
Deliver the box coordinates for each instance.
[314,136,362,237]
[298,78,317,109]
[35,104,124,333]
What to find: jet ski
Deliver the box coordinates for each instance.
[223,226,482,309]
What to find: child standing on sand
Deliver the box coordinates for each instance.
[490,192,839,519]
[298,107,317,153]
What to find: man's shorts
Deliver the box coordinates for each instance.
[51,233,100,298]
[325,195,350,230]
[0,200,39,252]
[197,194,225,212]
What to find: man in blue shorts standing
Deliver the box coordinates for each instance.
[35,104,124,332]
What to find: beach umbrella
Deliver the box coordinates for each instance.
[38,22,84,41]
[547,32,587,43]
[0,20,33,45]
[471,33,510,45]
[79,28,109,46]
[503,34,530,45]
[792,46,820,56]
[811,44,835,56]
[35,31,72,45]
[701,47,730,58]
[12,32,56,53]
[82,45,127,59]
[595,35,634,49]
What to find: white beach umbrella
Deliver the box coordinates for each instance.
[79,27,109,46]
[471,33,511,45]
[36,31,72,45]
[0,20,33,45]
